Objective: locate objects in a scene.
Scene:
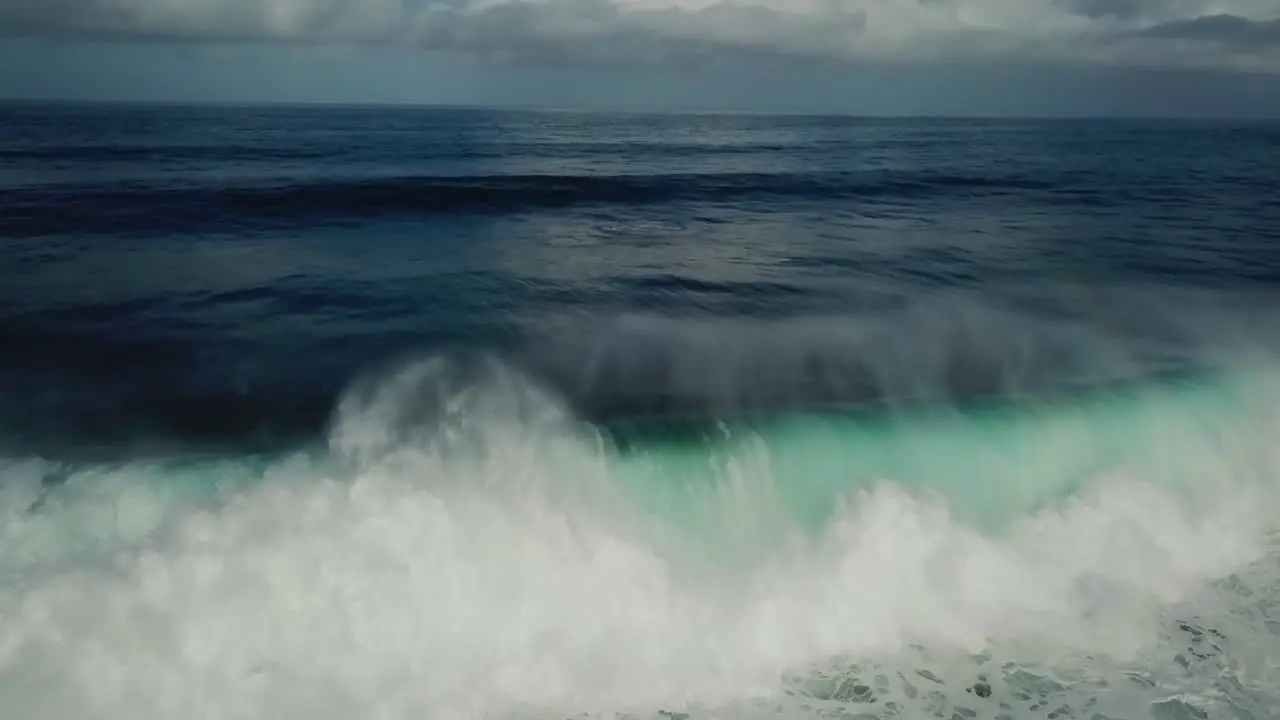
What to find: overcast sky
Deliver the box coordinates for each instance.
[1,0,1279,116]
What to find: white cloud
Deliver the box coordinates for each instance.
[1,0,1278,71]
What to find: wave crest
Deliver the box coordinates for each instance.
[328,353,578,465]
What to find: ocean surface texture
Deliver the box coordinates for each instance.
[2,102,1280,719]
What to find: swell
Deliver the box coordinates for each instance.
[0,144,339,163]
[1,169,1051,237]
[0,140,855,164]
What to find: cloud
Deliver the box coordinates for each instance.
[1,0,1278,71]
[1135,13,1280,46]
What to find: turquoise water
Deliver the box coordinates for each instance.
[607,371,1256,538]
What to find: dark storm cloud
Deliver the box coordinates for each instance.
[1135,14,1280,47]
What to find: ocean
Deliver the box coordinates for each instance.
[2,101,1280,719]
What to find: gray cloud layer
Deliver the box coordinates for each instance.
[1,0,1278,71]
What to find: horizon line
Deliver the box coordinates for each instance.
[3,96,1279,123]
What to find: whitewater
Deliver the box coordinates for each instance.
[2,335,1279,719]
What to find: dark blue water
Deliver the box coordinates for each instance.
[4,102,1278,454]
[3,102,1280,719]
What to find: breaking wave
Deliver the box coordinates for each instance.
[1,345,1279,718]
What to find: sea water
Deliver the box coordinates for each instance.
[1,103,1278,718]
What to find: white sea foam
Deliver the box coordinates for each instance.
[0,357,1278,719]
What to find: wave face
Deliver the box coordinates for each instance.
[3,103,1280,719]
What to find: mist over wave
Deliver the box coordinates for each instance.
[525,287,1266,424]
[4,286,1279,458]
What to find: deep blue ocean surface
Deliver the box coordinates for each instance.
[2,102,1280,718]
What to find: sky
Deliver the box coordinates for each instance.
[1,0,1279,116]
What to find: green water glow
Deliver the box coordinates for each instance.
[605,371,1260,536]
